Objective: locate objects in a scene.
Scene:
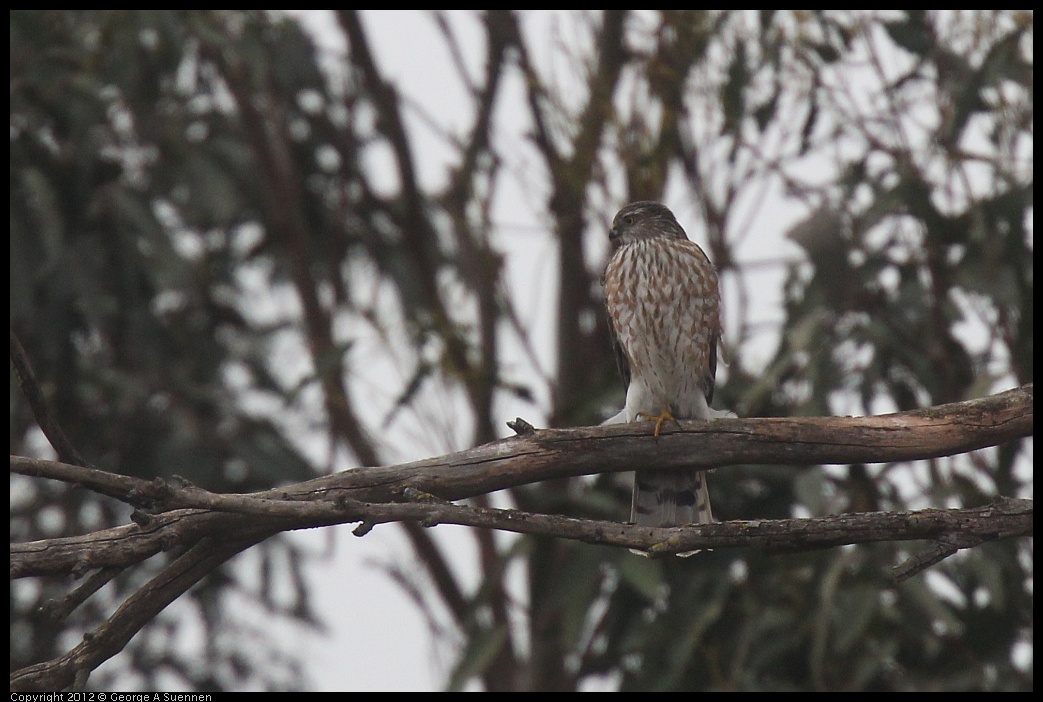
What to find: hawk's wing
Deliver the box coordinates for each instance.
[602,266,632,393]
[609,313,631,392]
[704,328,719,406]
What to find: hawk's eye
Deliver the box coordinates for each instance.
[623,215,635,226]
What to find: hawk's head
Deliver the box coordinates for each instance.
[609,201,688,246]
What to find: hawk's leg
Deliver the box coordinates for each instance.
[636,409,682,437]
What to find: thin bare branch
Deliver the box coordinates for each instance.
[10,330,88,467]
[11,536,256,693]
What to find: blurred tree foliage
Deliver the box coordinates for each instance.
[10,10,1032,691]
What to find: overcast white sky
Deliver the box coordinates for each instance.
[272,10,806,691]
[9,10,1028,693]
[85,10,1030,692]
[62,8,1028,692]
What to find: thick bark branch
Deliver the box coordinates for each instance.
[10,384,1032,579]
[8,385,1033,691]
[14,383,1032,504]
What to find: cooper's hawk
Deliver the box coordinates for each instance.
[602,201,721,534]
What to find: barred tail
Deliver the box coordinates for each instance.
[631,468,714,551]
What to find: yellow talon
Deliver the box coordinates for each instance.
[636,409,680,437]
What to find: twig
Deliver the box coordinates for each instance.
[40,566,124,623]
[892,496,1034,582]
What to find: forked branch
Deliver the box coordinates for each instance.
[9,384,1034,691]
